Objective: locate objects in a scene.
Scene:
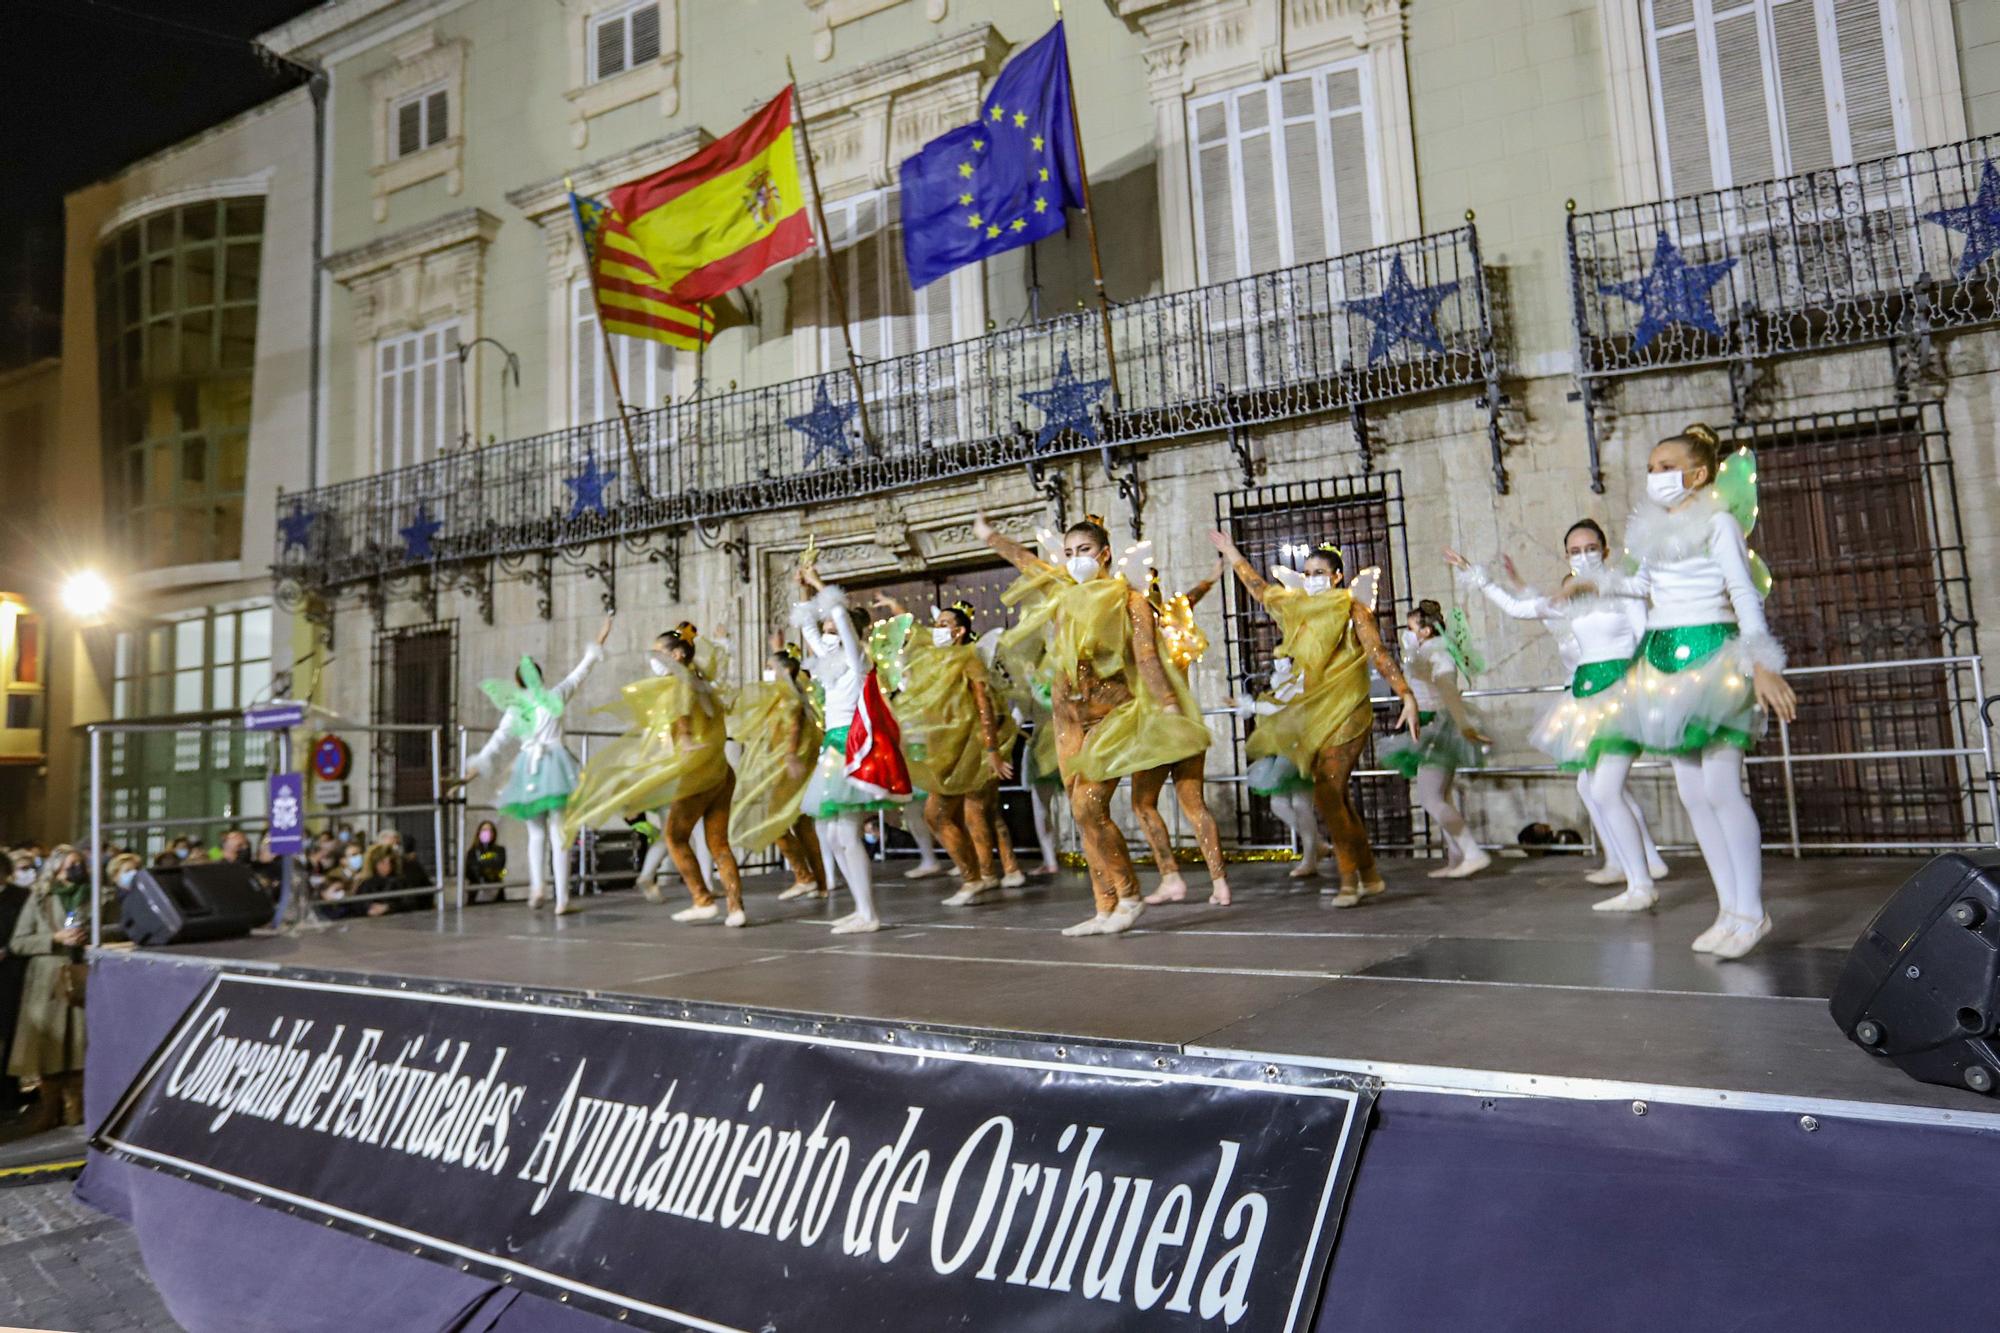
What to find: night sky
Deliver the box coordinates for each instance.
[0,0,322,369]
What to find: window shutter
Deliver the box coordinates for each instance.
[1235,88,1283,275]
[440,326,461,458]
[1652,25,1713,194]
[396,99,422,159]
[1279,76,1326,264]
[1322,68,1374,254]
[1189,99,1235,283]
[818,204,852,371]
[397,341,418,470]
[596,14,627,80]
[630,4,661,66]
[425,90,449,147]
[1833,0,1897,160]
[1771,0,1834,174]
[574,282,602,423]
[884,202,918,359]
[419,328,442,460]
[1714,10,1775,186]
[852,195,884,361]
[920,265,955,350]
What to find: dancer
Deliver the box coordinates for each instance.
[996,629,1067,876]
[1209,533,1419,906]
[1446,523,1670,911]
[1380,598,1493,878]
[1131,560,1232,907]
[795,563,912,934]
[979,512,1212,937]
[877,596,1020,906]
[564,626,747,926]
[627,624,727,904]
[1576,423,1795,958]
[1236,656,1333,880]
[728,637,828,901]
[456,616,613,915]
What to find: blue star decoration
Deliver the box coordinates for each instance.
[785,380,859,467]
[1597,230,1738,351]
[563,448,618,519]
[1923,159,2000,279]
[1017,351,1109,450]
[277,500,318,553]
[1342,255,1460,365]
[399,506,443,562]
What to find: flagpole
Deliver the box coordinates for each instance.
[1051,0,1122,410]
[567,177,653,500]
[787,57,875,451]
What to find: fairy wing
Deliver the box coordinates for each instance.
[1714,448,1774,597]
[868,612,914,690]
[1117,540,1156,591]
[1269,565,1306,592]
[1445,607,1486,679]
[975,626,1006,670]
[1348,566,1381,612]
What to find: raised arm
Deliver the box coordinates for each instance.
[1182,559,1222,609]
[552,640,607,702]
[974,513,1042,574]
[462,724,512,781]
[1462,565,1556,622]
[1208,530,1272,602]
[1352,603,1420,739]
[822,587,870,678]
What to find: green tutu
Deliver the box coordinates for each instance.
[497,744,581,821]
[1381,711,1484,780]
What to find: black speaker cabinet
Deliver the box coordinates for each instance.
[1830,849,2000,1094]
[121,861,272,946]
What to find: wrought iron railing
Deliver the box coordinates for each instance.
[275,224,1498,592]
[1568,134,2000,383]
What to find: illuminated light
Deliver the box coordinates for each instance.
[60,571,112,618]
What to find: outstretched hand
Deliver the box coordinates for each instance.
[1206,529,1236,556]
[987,751,1015,781]
[1396,698,1421,741]
[972,513,996,542]
[1442,546,1470,571]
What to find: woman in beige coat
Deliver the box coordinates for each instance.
[9,844,99,1130]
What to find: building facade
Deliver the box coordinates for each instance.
[34,88,317,850]
[262,0,2000,863]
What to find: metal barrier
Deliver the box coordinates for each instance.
[85,719,451,948]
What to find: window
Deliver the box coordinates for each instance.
[805,189,962,370]
[94,197,262,567]
[112,605,273,722]
[1643,0,1907,195]
[590,1,661,83]
[571,280,675,424]
[375,321,460,471]
[1188,61,1379,284]
[393,85,450,160]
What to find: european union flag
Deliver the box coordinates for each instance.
[899,22,1085,290]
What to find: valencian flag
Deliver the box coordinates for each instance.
[899,22,1085,290]
[567,191,717,349]
[607,88,814,303]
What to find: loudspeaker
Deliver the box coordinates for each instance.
[121,862,273,946]
[1830,849,2000,1094]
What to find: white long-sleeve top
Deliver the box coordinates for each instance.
[1462,565,1646,669]
[1403,635,1461,714]
[793,586,867,730]
[464,642,604,779]
[1600,497,1784,673]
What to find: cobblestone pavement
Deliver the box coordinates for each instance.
[0,1178,182,1332]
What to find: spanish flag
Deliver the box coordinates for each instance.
[568,190,717,350]
[607,88,814,303]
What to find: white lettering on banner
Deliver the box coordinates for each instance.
[151,1003,1283,1328]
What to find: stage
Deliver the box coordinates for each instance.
[74,853,2000,1332]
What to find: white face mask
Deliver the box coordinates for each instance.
[1399,628,1420,653]
[11,868,33,887]
[1303,574,1332,596]
[648,653,670,677]
[1567,550,1604,577]
[1065,554,1101,583]
[930,627,955,647]
[1646,470,1688,506]
[115,868,137,890]
[761,668,779,682]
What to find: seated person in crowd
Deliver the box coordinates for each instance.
[463,820,508,905]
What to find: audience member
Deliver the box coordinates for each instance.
[463,821,507,904]
[9,845,104,1131]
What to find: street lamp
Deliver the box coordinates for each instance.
[59,571,111,619]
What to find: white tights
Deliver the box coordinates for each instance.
[1578,753,1660,890]
[1270,791,1323,870]
[1029,783,1063,869]
[820,813,879,924]
[639,814,713,891]
[904,803,941,867]
[1671,747,1764,922]
[522,812,571,911]
[1414,767,1477,860]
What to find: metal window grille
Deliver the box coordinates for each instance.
[1718,403,1984,846]
[1216,470,1412,847]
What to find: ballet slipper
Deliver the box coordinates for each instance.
[1036,862,1061,877]
[1690,911,1735,953]
[1584,866,1626,886]
[1437,849,1493,879]
[1591,886,1658,913]
[553,902,582,917]
[1710,913,1772,960]
[1328,887,1363,908]
[1101,899,1145,935]
[1000,870,1028,888]
[1648,856,1670,880]
[831,916,881,934]
[904,862,948,880]
[942,880,997,907]
[1207,879,1231,907]
[671,903,720,923]
[1144,873,1188,905]
[1358,876,1386,899]
[1288,861,1319,881]
[638,878,664,904]
[527,892,546,910]
[1061,912,1111,937]
[724,909,747,928]
[777,882,821,901]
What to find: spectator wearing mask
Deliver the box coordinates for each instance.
[9,845,105,1131]
[353,844,406,916]
[373,829,435,911]
[219,830,252,864]
[106,853,143,896]
[1,851,37,1117]
[316,867,383,920]
[463,821,507,905]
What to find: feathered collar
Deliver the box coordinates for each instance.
[1624,491,1724,566]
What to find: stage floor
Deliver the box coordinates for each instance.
[149,853,1993,1121]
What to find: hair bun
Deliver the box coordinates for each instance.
[1418,598,1443,616]
[1681,421,1719,449]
